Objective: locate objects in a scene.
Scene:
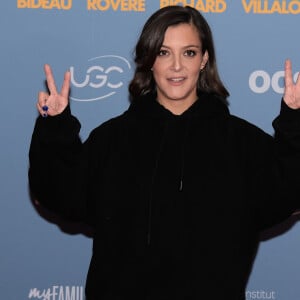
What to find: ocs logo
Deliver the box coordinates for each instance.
[249,70,299,94]
[70,55,132,102]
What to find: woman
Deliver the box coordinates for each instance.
[29,5,300,300]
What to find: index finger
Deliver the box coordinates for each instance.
[284,59,293,90]
[60,70,71,100]
[44,64,58,95]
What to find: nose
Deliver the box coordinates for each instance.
[171,54,183,71]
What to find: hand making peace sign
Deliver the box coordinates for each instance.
[37,64,71,117]
[283,59,300,109]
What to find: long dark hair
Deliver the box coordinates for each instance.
[128,5,229,102]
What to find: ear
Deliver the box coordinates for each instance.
[201,51,209,70]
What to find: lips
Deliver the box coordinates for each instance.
[168,77,186,84]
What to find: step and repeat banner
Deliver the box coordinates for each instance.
[1,1,300,299]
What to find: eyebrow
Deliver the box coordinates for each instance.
[161,44,201,49]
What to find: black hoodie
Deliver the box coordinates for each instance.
[29,91,300,300]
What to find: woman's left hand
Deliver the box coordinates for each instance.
[283,59,300,109]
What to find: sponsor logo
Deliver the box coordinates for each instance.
[87,0,145,11]
[246,290,276,299]
[160,0,227,12]
[70,55,132,102]
[249,69,299,94]
[242,0,300,14]
[28,286,84,300]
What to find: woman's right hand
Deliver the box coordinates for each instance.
[37,64,71,117]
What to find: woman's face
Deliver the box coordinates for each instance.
[152,23,208,111]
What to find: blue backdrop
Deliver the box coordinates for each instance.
[1,1,300,299]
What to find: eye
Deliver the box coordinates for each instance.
[157,49,169,56]
[184,49,197,57]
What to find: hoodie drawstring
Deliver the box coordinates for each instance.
[178,115,191,192]
[147,121,169,246]
[146,115,191,245]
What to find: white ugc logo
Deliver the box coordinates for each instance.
[70,55,132,102]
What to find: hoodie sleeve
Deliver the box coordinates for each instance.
[255,99,300,230]
[28,107,94,224]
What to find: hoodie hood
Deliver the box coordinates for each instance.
[127,90,230,120]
